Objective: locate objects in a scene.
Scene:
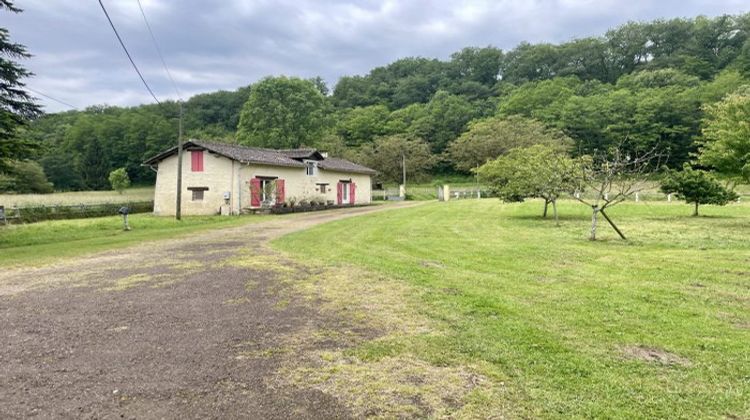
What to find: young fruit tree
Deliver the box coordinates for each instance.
[475,144,582,225]
[574,147,659,240]
[108,168,130,194]
[660,165,738,216]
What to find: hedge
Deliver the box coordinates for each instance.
[3,201,153,224]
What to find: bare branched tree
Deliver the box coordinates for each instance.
[573,145,661,240]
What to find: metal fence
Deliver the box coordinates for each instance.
[373,185,748,203]
[373,186,492,201]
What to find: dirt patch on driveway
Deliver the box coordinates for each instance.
[0,204,420,419]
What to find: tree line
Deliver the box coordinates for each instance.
[2,8,750,192]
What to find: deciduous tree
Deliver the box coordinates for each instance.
[448,115,572,172]
[574,147,659,240]
[697,86,750,182]
[356,135,434,183]
[0,159,52,193]
[475,144,582,224]
[237,76,328,148]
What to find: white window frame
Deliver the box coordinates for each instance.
[259,178,273,203]
[305,160,317,176]
[341,182,350,204]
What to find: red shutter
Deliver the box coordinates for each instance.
[336,182,343,205]
[275,179,285,205]
[191,151,204,172]
[250,178,261,207]
[349,182,356,205]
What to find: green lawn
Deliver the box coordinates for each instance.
[0,213,267,267]
[275,199,750,418]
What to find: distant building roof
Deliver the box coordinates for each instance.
[278,148,323,160]
[143,140,376,175]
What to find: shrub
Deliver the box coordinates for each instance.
[0,160,54,194]
[660,165,738,216]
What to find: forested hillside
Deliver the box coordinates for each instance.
[14,13,750,190]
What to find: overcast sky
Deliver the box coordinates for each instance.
[5,0,749,112]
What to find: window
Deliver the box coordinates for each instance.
[191,150,204,172]
[317,183,328,194]
[259,178,277,202]
[341,182,349,204]
[305,160,316,176]
[188,187,208,201]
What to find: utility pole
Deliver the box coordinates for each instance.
[402,153,406,192]
[175,101,183,220]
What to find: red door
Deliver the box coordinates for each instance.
[276,179,285,205]
[250,178,261,207]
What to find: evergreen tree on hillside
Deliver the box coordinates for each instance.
[0,0,41,171]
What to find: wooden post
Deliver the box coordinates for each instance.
[401,153,406,195]
[175,101,184,220]
[600,209,626,240]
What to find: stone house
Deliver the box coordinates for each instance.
[143,140,375,216]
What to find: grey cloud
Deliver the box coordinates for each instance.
[5,0,748,112]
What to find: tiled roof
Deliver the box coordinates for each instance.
[143,140,376,175]
[317,157,377,175]
[197,141,306,168]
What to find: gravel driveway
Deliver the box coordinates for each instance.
[0,204,415,419]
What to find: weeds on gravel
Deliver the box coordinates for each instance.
[260,258,505,418]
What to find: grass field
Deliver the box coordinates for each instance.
[0,186,155,207]
[0,213,266,267]
[275,199,750,418]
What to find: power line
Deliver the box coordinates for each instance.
[97,0,160,104]
[25,87,78,110]
[135,0,182,100]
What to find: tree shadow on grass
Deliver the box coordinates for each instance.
[640,214,738,222]
[509,214,590,222]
